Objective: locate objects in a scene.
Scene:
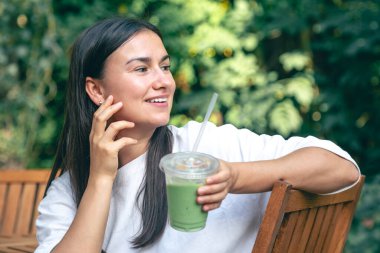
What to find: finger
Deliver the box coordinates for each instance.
[112,137,138,151]
[98,102,123,122]
[205,170,230,184]
[92,95,115,132]
[94,95,114,114]
[103,121,135,140]
[202,202,221,212]
[93,100,122,127]
[197,190,227,204]
[92,101,123,137]
[198,182,227,195]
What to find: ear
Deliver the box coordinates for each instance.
[85,77,105,106]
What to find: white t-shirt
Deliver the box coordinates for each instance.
[35,121,360,253]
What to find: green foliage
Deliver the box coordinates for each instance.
[0,0,60,167]
[279,51,310,72]
[310,1,380,178]
[270,99,302,136]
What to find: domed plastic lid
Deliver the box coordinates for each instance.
[159,152,219,179]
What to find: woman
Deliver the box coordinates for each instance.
[36,17,360,253]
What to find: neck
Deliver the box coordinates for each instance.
[117,124,157,166]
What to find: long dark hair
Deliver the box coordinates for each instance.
[45,17,173,248]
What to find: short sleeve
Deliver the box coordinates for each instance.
[35,172,77,253]
[170,121,360,193]
[238,133,361,193]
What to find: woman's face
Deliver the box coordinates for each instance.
[100,30,175,129]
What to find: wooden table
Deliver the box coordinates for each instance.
[0,235,37,253]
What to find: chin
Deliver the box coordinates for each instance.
[155,119,170,127]
[146,117,170,128]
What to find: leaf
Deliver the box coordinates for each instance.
[203,52,258,89]
[269,99,302,136]
[279,51,310,72]
[285,76,315,107]
[187,24,241,53]
[242,34,258,51]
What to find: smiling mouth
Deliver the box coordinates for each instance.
[146,98,168,103]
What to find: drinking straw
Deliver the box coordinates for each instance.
[192,92,219,152]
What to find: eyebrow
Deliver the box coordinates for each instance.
[126,55,170,65]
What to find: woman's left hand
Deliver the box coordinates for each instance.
[197,160,237,211]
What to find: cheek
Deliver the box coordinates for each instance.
[110,105,135,123]
[107,81,145,101]
[169,77,177,92]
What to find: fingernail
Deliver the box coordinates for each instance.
[107,95,113,101]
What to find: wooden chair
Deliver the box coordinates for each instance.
[0,169,51,252]
[252,176,365,253]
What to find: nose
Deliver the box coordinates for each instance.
[151,68,173,90]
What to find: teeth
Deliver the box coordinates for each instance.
[147,98,167,103]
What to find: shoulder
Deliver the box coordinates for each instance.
[169,121,261,161]
[169,121,238,146]
[45,171,75,199]
[37,171,76,220]
[169,120,251,138]
[36,171,76,252]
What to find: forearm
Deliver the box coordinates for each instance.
[52,175,113,253]
[231,147,359,194]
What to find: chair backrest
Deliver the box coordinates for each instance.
[0,169,51,236]
[252,176,365,253]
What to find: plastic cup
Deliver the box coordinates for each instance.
[159,151,219,232]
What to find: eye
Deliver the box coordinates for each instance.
[135,67,148,72]
[161,65,171,71]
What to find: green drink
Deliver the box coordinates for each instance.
[167,183,207,232]
[160,152,219,232]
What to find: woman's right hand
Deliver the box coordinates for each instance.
[51,95,133,253]
[89,95,137,181]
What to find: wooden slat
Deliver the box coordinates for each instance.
[20,244,36,250]
[251,182,292,253]
[313,204,337,252]
[285,186,358,212]
[296,208,318,252]
[324,203,354,252]
[1,184,22,236]
[0,170,51,183]
[0,185,7,227]
[0,235,37,253]
[322,203,344,252]
[305,206,327,252]
[287,209,309,252]
[15,184,36,235]
[0,247,24,253]
[272,211,299,253]
[9,245,37,252]
[0,235,36,245]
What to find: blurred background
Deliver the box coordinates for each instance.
[0,0,379,251]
